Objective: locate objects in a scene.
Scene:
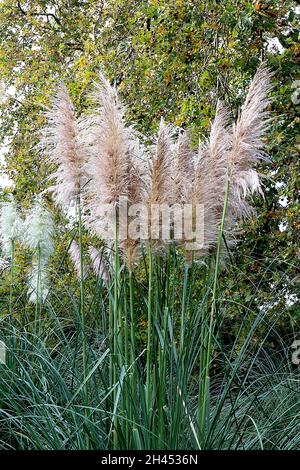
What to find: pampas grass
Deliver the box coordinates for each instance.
[0,197,23,258]
[0,196,23,318]
[184,65,273,260]
[189,102,231,258]
[23,198,55,258]
[174,129,194,204]
[147,118,175,207]
[42,65,272,262]
[69,240,89,280]
[229,65,273,196]
[89,246,110,284]
[23,198,55,304]
[0,64,276,451]
[84,75,137,212]
[41,84,86,208]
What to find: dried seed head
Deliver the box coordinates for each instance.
[89,246,110,284]
[0,197,23,258]
[68,240,89,280]
[42,84,86,208]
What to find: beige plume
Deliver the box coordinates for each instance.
[89,246,110,284]
[229,64,273,199]
[41,84,86,208]
[68,240,89,280]
[174,129,194,204]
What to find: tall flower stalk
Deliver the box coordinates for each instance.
[0,197,23,319]
[144,118,175,413]
[195,64,273,442]
[82,75,145,437]
[41,83,89,443]
[23,198,55,331]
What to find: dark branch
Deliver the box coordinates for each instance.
[17,2,62,26]
[17,1,26,15]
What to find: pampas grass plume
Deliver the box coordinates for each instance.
[68,240,89,280]
[24,198,55,304]
[89,246,109,284]
[0,197,23,258]
[42,83,85,208]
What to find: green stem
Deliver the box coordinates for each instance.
[198,172,230,442]
[146,246,153,412]
[77,197,89,448]
[180,263,189,355]
[123,277,129,445]
[129,271,136,362]
[113,216,119,374]
[128,270,135,449]
[158,304,169,449]
[124,279,129,369]
[109,278,113,385]
[35,243,41,336]
[113,211,120,449]
[9,239,15,321]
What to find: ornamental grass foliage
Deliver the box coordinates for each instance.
[1,64,295,451]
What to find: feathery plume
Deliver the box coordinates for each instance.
[27,261,50,304]
[68,240,89,280]
[187,66,272,260]
[229,64,273,199]
[89,246,110,284]
[85,74,135,205]
[23,198,55,304]
[222,65,273,251]
[119,139,147,270]
[23,198,55,258]
[83,74,146,269]
[187,102,231,259]
[174,129,194,204]
[0,197,23,258]
[146,118,175,251]
[84,75,140,239]
[147,118,175,206]
[41,84,86,208]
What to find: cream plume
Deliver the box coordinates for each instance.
[119,141,146,271]
[145,119,175,251]
[174,129,194,204]
[147,118,175,206]
[83,75,139,237]
[89,246,110,284]
[85,75,135,204]
[229,64,273,199]
[68,240,89,280]
[42,83,86,208]
[223,65,273,251]
[187,65,272,261]
[23,198,55,304]
[188,102,231,258]
[23,198,55,258]
[0,197,23,258]
[82,75,146,269]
